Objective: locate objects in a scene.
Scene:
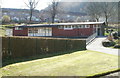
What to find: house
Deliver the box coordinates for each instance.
[8,22,105,37]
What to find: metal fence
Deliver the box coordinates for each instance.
[86,32,97,45]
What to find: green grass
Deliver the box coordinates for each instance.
[1,50,119,77]
[0,24,15,36]
[0,29,5,36]
[104,28,117,36]
[0,24,10,36]
[104,32,109,36]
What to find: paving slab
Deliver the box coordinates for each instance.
[87,37,119,56]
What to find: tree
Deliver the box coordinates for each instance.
[2,15,11,24]
[25,0,39,23]
[75,17,81,22]
[39,10,48,23]
[86,2,118,25]
[86,2,101,22]
[100,2,117,26]
[47,0,59,23]
[0,6,2,23]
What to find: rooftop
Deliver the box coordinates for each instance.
[12,22,105,28]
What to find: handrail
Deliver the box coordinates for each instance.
[86,32,97,45]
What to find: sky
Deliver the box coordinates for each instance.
[1,0,51,10]
[1,0,119,10]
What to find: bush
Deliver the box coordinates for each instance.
[2,36,86,59]
[114,44,120,48]
[118,32,120,37]
[2,15,11,23]
[102,39,116,47]
[112,32,119,39]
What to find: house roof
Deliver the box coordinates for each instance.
[11,22,105,28]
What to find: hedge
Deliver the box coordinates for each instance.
[2,36,86,59]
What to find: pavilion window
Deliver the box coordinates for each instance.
[15,27,23,30]
[81,25,84,28]
[76,25,79,28]
[28,30,33,33]
[34,29,38,33]
[73,25,77,28]
[28,29,38,33]
[67,25,72,28]
[72,26,75,28]
[58,26,64,29]
[78,25,81,28]
[64,26,67,28]
[85,25,90,28]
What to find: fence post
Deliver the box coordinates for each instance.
[66,40,67,51]
[8,37,11,59]
[36,38,37,55]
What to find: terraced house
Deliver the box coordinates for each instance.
[7,22,105,38]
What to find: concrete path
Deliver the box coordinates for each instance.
[86,37,119,56]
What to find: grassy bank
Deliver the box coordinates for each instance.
[1,50,119,77]
[0,24,14,36]
[0,29,5,36]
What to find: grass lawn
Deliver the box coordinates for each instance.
[0,29,5,36]
[1,50,119,77]
[0,24,17,36]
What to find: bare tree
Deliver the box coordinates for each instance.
[86,2,101,22]
[25,0,39,23]
[39,10,49,23]
[47,0,59,23]
[100,2,117,26]
[86,2,117,25]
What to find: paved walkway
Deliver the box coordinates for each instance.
[86,37,119,56]
[87,37,120,77]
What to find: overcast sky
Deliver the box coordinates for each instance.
[1,0,119,10]
[1,0,51,10]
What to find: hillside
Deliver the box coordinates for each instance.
[44,2,87,16]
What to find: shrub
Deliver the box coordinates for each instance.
[102,39,116,47]
[2,36,86,59]
[112,32,119,39]
[118,31,120,37]
[114,44,120,48]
